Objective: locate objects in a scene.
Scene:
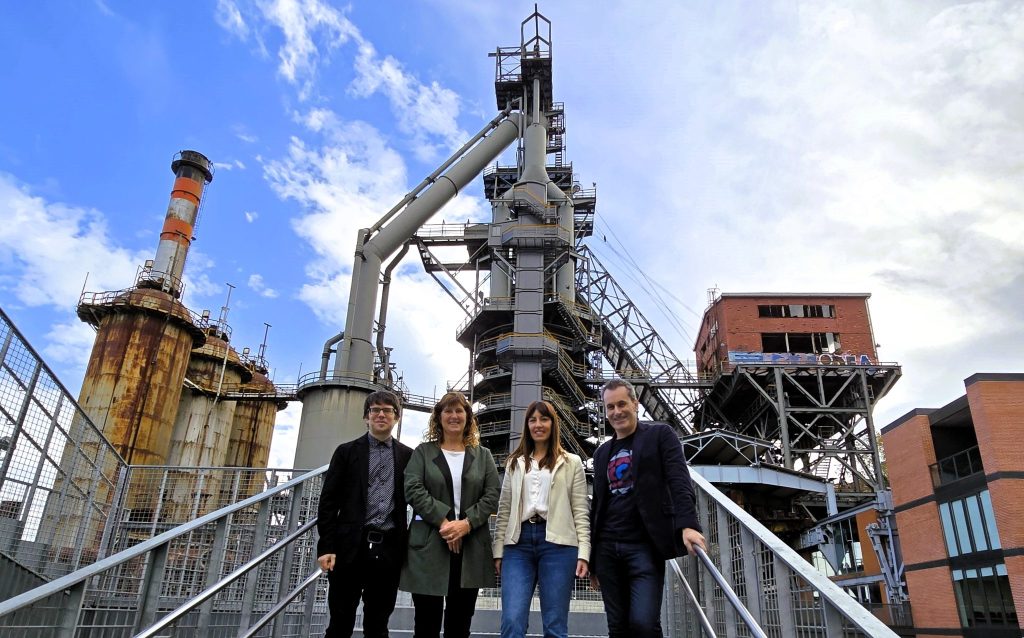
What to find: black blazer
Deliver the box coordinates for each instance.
[591,421,701,561]
[316,433,414,565]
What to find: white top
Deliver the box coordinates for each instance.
[519,464,552,523]
[442,450,466,517]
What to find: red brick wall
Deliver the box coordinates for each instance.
[883,414,937,508]
[905,567,962,633]
[694,295,877,372]
[884,413,962,633]
[966,377,1024,624]
[967,377,1024,477]
[1004,554,1024,633]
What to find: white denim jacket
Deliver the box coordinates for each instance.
[492,453,591,561]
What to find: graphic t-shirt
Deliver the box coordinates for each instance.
[602,433,645,542]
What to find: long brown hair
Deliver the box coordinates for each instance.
[507,400,564,472]
[425,391,480,447]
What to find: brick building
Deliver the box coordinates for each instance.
[881,373,1023,637]
[690,293,907,625]
[695,292,880,375]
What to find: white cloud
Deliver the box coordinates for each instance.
[267,401,302,468]
[215,0,249,40]
[233,124,258,143]
[248,273,279,298]
[41,320,97,378]
[0,173,143,307]
[220,0,466,158]
[258,0,359,100]
[244,210,259,223]
[351,41,468,160]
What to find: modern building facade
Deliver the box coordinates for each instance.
[881,373,1023,637]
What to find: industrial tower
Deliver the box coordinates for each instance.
[74,151,283,473]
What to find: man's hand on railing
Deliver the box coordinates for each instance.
[318,553,336,573]
[682,528,706,556]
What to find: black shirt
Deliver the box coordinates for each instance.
[601,433,646,543]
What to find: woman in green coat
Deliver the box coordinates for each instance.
[401,391,500,638]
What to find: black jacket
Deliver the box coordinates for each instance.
[316,433,413,564]
[591,421,701,562]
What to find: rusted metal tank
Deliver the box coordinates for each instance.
[225,364,284,470]
[167,328,251,469]
[164,327,251,517]
[76,287,206,466]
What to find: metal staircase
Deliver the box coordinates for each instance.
[0,307,898,636]
[576,245,712,434]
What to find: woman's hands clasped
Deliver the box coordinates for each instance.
[440,519,471,554]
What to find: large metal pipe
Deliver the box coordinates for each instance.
[335,116,521,378]
[376,242,411,384]
[319,331,345,379]
[150,151,214,298]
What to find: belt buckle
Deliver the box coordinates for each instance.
[529,515,541,524]
[366,530,385,544]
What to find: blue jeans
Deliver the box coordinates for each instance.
[500,521,578,638]
[593,540,665,638]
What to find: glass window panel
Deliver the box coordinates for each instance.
[983,573,1005,624]
[980,490,1001,549]
[996,564,1007,577]
[939,503,959,557]
[966,577,987,625]
[966,496,989,551]
[952,500,973,554]
[980,566,994,577]
[953,569,964,580]
[953,580,970,626]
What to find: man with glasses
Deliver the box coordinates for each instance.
[317,390,413,638]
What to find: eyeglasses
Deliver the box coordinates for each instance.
[368,407,397,416]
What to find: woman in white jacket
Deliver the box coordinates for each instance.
[493,400,590,638]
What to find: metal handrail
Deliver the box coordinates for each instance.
[134,518,319,637]
[239,568,323,638]
[691,548,769,638]
[667,558,717,638]
[0,465,328,618]
[686,469,900,636]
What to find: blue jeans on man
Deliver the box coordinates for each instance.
[593,540,665,638]
[500,521,578,638]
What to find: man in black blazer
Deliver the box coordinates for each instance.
[317,390,413,638]
[590,379,706,638]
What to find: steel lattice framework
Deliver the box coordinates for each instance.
[575,245,711,435]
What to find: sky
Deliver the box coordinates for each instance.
[1,1,1022,469]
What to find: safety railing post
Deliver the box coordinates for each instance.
[273,481,307,636]
[714,502,739,638]
[57,580,86,638]
[738,527,762,623]
[196,515,230,634]
[239,497,272,631]
[134,542,170,631]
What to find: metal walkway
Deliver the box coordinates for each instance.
[0,304,899,637]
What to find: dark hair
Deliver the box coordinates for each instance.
[363,390,402,419]
[425,392,479,447]
[507,400,564,472]
[601,378,637,402]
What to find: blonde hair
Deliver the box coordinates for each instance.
[425,391,480,447]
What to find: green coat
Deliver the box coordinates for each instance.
[400,442,500,595]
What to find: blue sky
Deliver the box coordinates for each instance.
[2,1,1022,467]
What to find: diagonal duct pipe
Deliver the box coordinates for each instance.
[334,116,521,379]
